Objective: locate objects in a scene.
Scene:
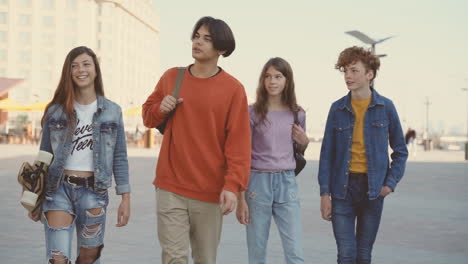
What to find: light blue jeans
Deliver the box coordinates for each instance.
[42,181,108,264]
[245,170,304,264]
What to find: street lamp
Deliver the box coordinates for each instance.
[462,88,468,160]
[345,30,395,57]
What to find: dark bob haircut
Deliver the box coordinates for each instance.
[191,16,236,57]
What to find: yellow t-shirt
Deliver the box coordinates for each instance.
[350,97,371,173]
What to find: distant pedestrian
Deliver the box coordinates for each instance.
[405,128,417,156]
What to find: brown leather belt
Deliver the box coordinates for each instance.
[63,174,94,188]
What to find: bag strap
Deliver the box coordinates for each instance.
[293,109,300,125]
[172,67,186,99]
[292,110,303,155]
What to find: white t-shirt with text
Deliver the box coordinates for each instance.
[64,100,97,172]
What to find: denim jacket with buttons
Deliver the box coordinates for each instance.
[40,96,130,195]
[318,89,408,200]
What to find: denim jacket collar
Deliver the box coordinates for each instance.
[96,95,106,113]
[71,96,105,117]
[338,87,386,112]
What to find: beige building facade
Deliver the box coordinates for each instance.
[0,0,159,109]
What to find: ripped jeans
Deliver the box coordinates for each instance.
[245,170,304,264]
[42,181,108,264]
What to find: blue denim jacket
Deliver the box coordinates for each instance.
[318,89,408,200]
[40,96,130,195]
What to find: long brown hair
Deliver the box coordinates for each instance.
[41,46,104,127]
[253,57,299,125]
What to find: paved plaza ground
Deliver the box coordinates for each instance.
[1,143,467,263]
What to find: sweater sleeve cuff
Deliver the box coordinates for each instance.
[115,184,131,195]
[223,181,241,194]
[152,104,167,121]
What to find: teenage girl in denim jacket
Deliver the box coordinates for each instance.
[30,46,130,264]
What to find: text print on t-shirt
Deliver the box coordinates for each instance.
[71,118,93,155]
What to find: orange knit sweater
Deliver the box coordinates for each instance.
[142,67,251,203]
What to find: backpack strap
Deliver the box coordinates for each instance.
[293,110,304,155]
[172,67,185,98]
[293,110,300,125]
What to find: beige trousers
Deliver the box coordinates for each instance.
[156,188,223,264]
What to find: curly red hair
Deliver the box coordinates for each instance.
[335,46,380,81]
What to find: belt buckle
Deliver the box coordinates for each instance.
[66,175,77,187]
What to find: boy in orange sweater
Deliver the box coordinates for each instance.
[142,16,251,264]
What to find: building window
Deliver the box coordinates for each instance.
[42,52,54,63]
[97,3,102,16]
[41,70,52,82]
[65,36,77,48]
[66,0,77,9]
[43,0,54,9]
[105,39,112,49]
[18,50,31,63]
[0,49,7,61]
[43,16,54,28]
[18,14,31,26]
[0,31,7,43]
[19,69,30,79]
[0,12,7,24]
[18,0,32,8]
[42,33,54,46]
[104,23,112,34]
[100,4,112,16]
[18,32,31,44]
[66,18,77,31]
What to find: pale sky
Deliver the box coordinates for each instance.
[152,0,468,136]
